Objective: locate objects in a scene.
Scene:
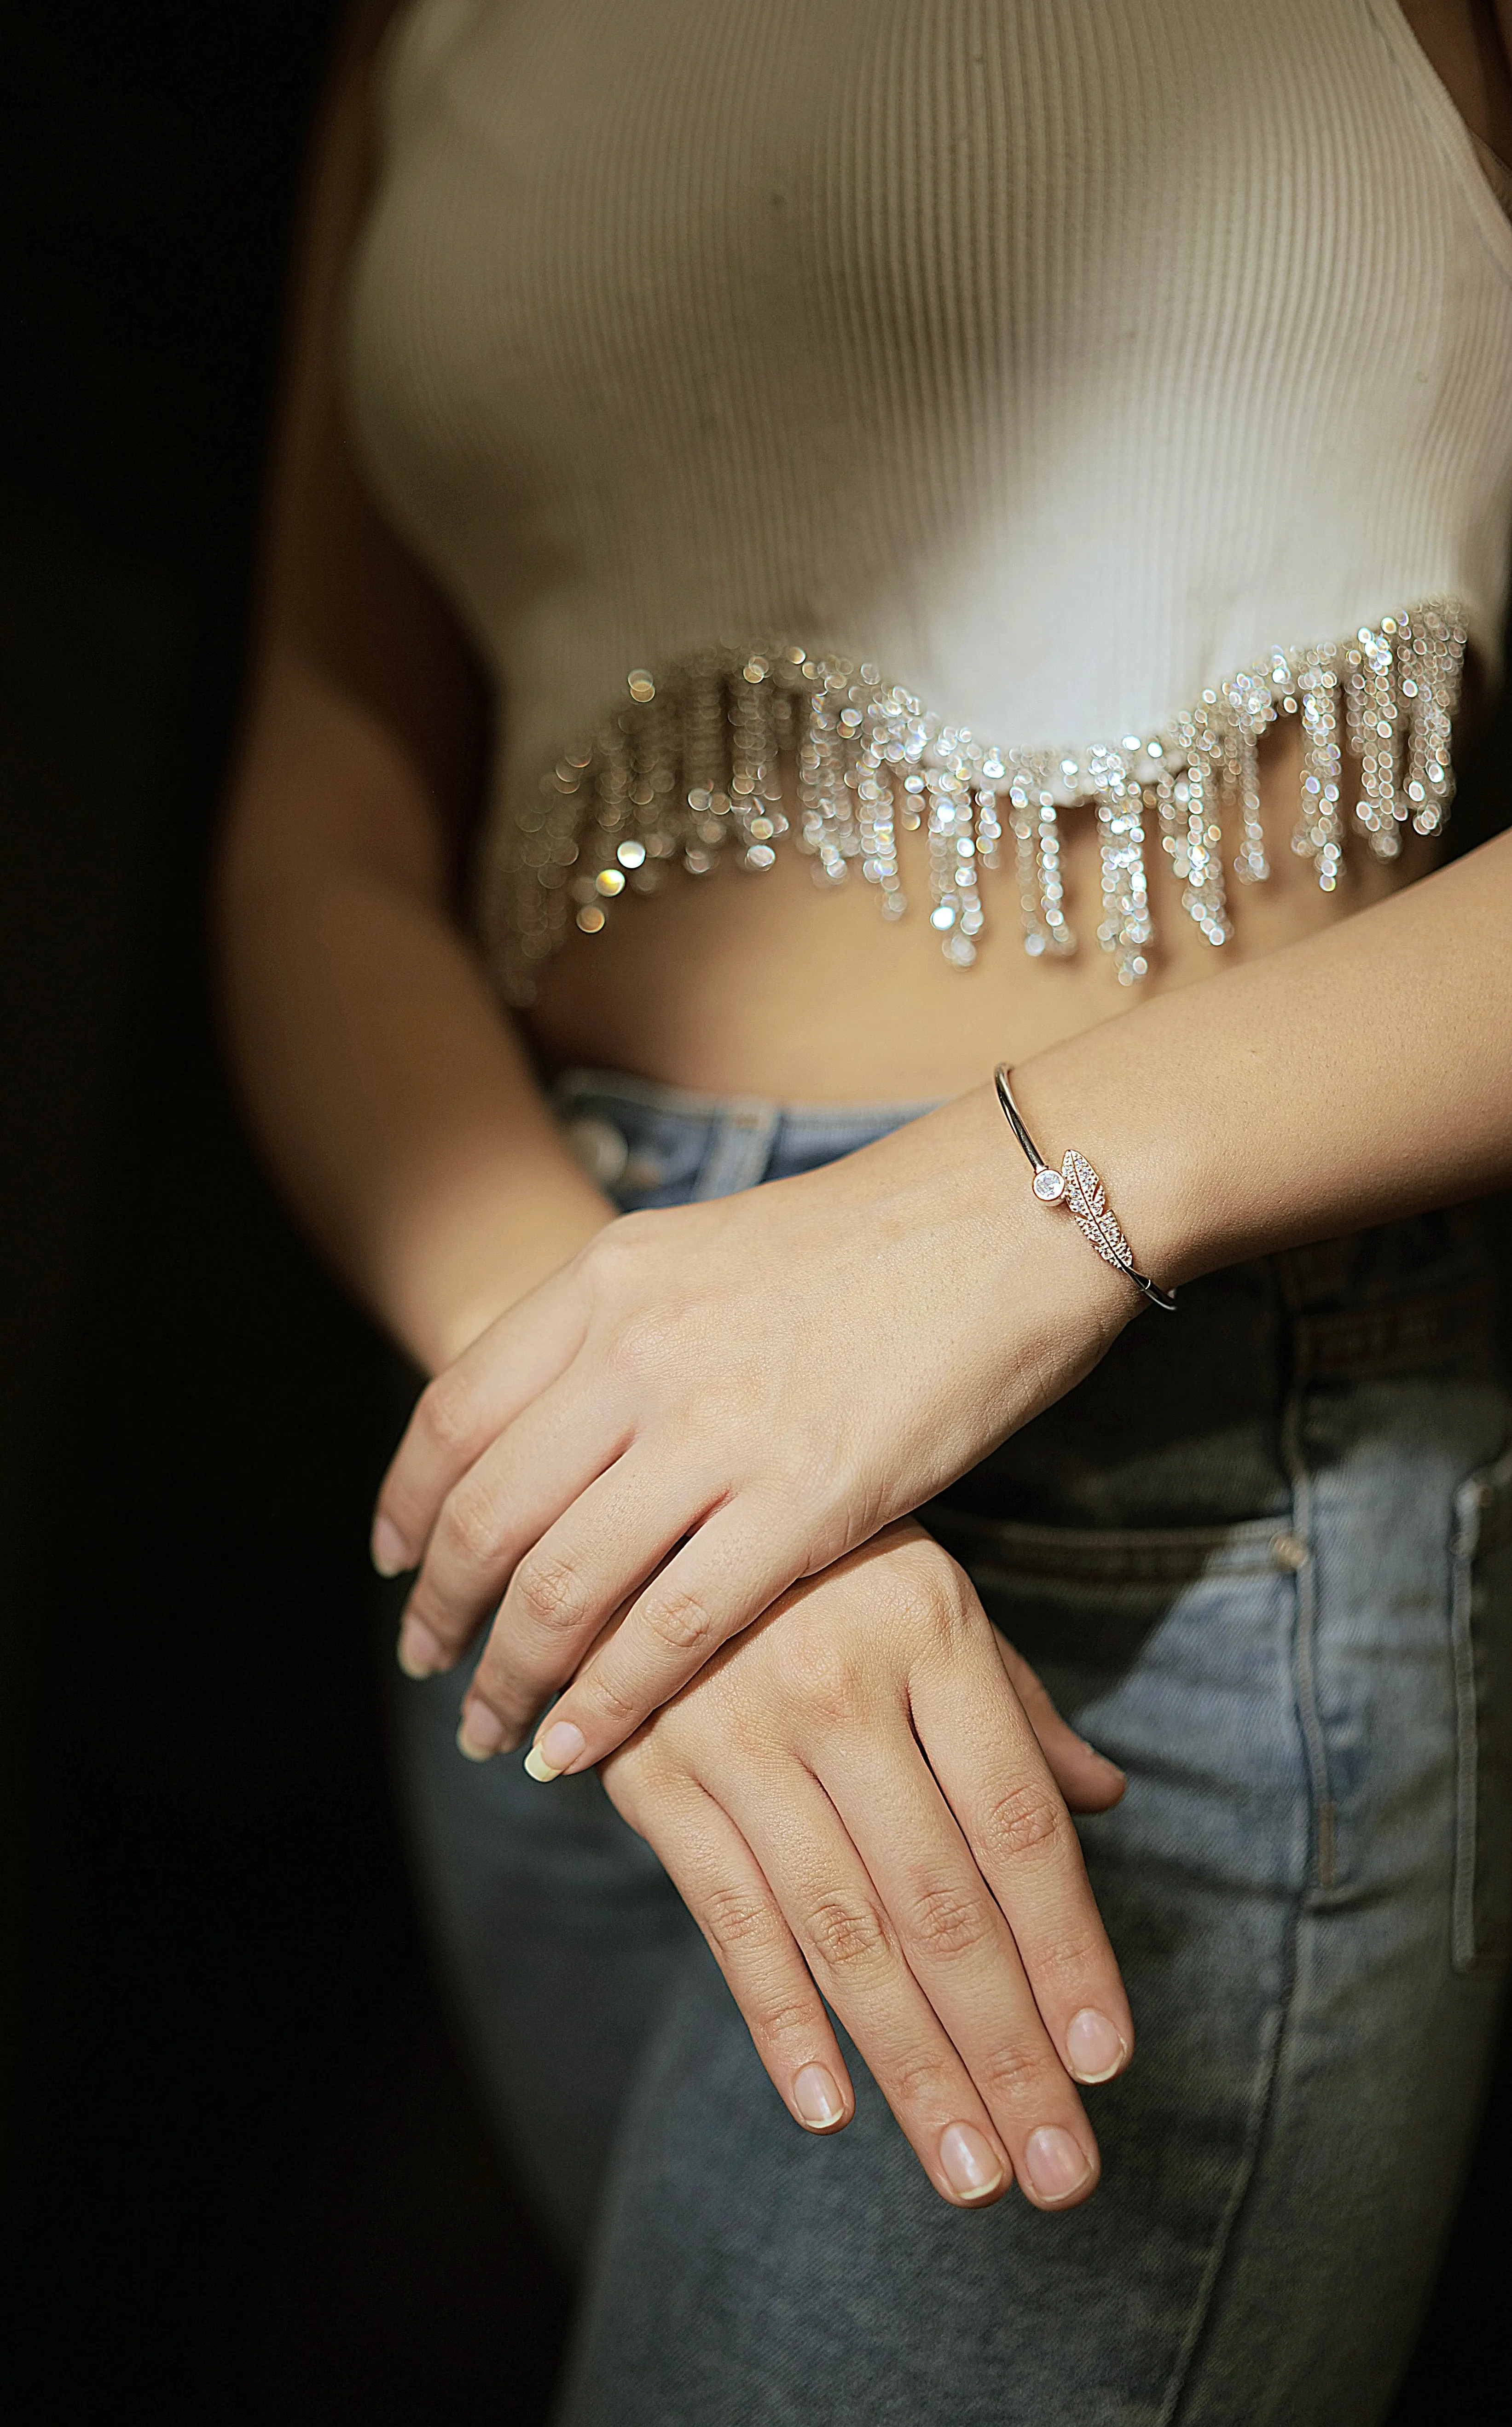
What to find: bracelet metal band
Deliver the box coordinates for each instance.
[993,1065,1178,1314]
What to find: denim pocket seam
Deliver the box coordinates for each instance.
[922,1507,1284,1587]
[1449,1442,1512,1972]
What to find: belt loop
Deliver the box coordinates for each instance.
[693,1098,781,1199]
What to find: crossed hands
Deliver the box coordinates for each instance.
[374,1091,1137,2209]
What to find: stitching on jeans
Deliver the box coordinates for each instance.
[1273,1253,1336,1887]
[1279,1394,1334,1889]
[1156,1275,1324,2427]
[1449,1480,1484,1971]
[1449,1444,1512,1969]
[922,1507,1282,1584]
[1157,1896,1305,2427]
[1293,1281,1496,1383]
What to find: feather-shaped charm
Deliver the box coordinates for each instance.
[1061,1148,1134,1274]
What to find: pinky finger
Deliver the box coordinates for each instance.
[604,1767,855,2137]
[991,1633,1128,1817]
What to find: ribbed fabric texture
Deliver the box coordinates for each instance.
[346,0,1512,901]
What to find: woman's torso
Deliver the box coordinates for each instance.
[346,0,1512,1097]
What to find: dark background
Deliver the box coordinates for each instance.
[0,6,566,2420]
[0,5,1506,2421]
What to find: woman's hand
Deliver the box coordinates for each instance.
[597,1522,1131,2210]
[374,1083,1135,1766]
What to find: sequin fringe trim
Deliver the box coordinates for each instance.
[494,606,1466,1003]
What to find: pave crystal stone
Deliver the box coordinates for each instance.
[1032,1167,1067,1202]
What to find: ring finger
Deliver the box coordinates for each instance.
[718,1761,1016,2208]
[821,1721,1101,2210]
[602,1761,857,2138]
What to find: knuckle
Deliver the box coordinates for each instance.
[804,1892,893,1976]
[511,1547,588,1638]
[748,1992,822,2050]
[418,1369,482,1458]
[770,1434,846,1518]
[984,1781,1064,1863]
[583,1211,649,1280]
[604,1304,680,1386]
[597,1738,672,1832]
[882,2045,960,2111]
[641,1582,720,1660]
[976,2039,1060,2110]
[1025,1921,1108,1998]
[441,1479,505,1570]
[772,1623,865,1726]
[582,1665,642,1729]
[904,1878,997,1964]
[701,1883,781,1958]
[905,1552,976,1649]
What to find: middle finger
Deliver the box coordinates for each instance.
[716,1758,1017,2208]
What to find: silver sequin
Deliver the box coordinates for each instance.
[493,604,1467,1002]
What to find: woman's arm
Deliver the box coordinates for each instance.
[375,821,1512,1765]
[216,3,610,1375]
[1020,817,1512,1292]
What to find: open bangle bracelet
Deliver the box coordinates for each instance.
[993,1065,1178,1314]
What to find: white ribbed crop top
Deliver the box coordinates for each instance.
[346,0,1512,1001]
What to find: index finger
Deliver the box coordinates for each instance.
[371,1259,590,1576]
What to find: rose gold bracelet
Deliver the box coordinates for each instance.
[993,1065,1177,1314]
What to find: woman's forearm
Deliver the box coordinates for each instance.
[1012,824,1512,1291]
[371,815,1511,1772]
[217,654,611,1373]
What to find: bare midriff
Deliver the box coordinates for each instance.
[522,710,1440,1101]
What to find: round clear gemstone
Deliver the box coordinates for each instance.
[1032,1167,1067,1202]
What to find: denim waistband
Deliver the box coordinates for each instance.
[551,1064,1501,1394]
[553,1064,941,1198]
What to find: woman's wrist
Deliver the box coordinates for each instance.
[1003,829,1512,1293]
[985,1041,1202,1305]
[922,1079,1139,1370]
[383,1161,615,1373]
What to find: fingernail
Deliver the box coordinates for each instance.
[371,1515,410,1577]
[1066,2008,1127,2085]
[537,1718,585,1773]
[938,2122,1005,2202]
[1023,2125,1092,2203]
[523,1718,585,1783]
[793,2064,844,2130]
[456,1705,505,1762]
[396,1617,445,1680]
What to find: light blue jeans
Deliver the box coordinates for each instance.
[392,1070,1512,2426]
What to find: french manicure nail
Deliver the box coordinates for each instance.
[938,2122,1005,2202]
[371,1515,410,1577]
[1023,2125,1092,2203]
[396,1617,445,1680]
[1065,2008,1127,2084]
[524,1715,585,1783]
[457,1705,505,1762]
[793,2064,844,2129]
[539,1718,585,1771]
